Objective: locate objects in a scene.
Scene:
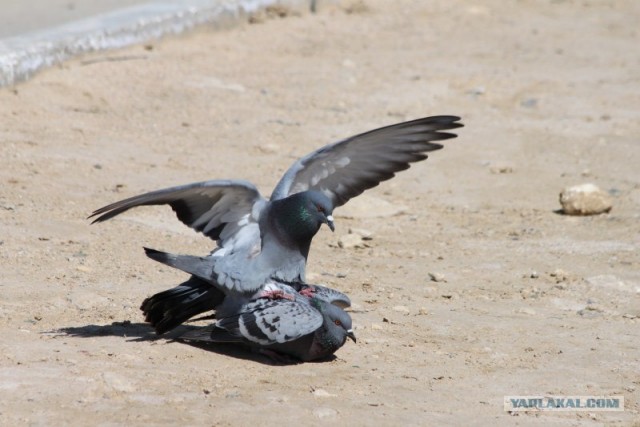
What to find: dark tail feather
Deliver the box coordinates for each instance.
[143,247,217,283]
[141,275,224,334]
[179,324,244,344]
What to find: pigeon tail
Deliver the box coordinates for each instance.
[140,275,224,334]
[143,247,217,283]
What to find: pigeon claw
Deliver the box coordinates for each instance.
[298,286,316,298]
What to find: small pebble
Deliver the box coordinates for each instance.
[550,268,571,283]
[428,272,446,283]
[489,165,514,174]
[312,389,336,398]
[578,305,604,318]
[338,233,366,249]
[258,143,280,154]
[467,86,485,97]
[349,227,373,240]
[392,305,410,314]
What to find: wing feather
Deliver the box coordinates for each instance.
[89,180,264,242]
[271,115,463,207]
[217,298,322,345]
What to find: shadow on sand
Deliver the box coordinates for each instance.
[51,322,336,365]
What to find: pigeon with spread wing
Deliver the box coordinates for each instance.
[90,115,463,331]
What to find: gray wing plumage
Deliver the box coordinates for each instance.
[89,180,264,241]
[217,298,323,345]
[270,115,463,207]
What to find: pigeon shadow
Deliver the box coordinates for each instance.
[53,321,160,342]
[179,340,339,366]
[53,322,339,365]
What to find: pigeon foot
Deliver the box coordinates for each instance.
[259,289,295,301]
[298,286,316,298]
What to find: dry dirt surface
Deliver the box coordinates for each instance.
[1,0,639,425]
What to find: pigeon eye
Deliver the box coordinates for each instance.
[316,204,324,213]
[334,319,342,326]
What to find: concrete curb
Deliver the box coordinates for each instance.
[0,0,313,87]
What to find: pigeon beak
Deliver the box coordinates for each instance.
[346,329,356,343]
[325,215,335,232]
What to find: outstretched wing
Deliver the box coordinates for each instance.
[89,180,265,242]
[217,298,323,345]
[270,115,463,207]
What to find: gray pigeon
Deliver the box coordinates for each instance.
[90,116,463,301]
[180,293,356,362]
[141,247,351,334]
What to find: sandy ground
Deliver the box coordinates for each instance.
[1,0,639,425]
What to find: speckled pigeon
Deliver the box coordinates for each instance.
[90,116,463,302]
[180,292,356,362]
[140,251,351,334]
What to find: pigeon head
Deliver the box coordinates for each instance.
[303,191,335,232]
[313,298,356,346]
[269,191,335,247]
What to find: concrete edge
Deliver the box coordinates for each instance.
[0,0,315,87]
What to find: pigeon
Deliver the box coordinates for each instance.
[180,292,356,362]
[140,249,351,334]
[90,116,463,302]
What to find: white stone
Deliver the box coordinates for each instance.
[559,183,612,215]
[428,272,446,283]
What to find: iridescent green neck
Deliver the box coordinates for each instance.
[269,193,321,258]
